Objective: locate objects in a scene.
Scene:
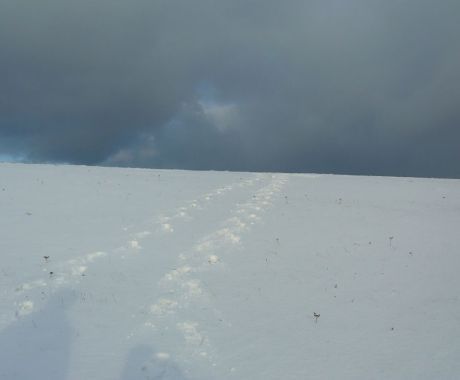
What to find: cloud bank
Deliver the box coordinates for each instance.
[1,0,459,177]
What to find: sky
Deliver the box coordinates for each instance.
[0,0,459,178]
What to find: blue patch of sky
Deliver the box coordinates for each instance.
[0,154,22,163]
[195,81,220,107]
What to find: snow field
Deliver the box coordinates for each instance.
[0,164,459,379]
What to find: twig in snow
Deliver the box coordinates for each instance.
[313,312,320,323]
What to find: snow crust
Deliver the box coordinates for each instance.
[0,163,459,379]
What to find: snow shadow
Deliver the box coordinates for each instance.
[120,344,189,380]
[0,289,75,379]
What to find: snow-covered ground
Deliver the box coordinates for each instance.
[0,163,459,379]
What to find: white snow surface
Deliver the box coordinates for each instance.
[1,163,459,379]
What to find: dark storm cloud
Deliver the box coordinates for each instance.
[1,0,459,177]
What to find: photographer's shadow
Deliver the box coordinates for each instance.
[0,289,75,379]
[121,344,188,380]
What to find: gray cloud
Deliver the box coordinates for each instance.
[1,0,459,177]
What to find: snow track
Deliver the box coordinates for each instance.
[2,169,286,378]
[138,174,289,368]
[7,173,266,307]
